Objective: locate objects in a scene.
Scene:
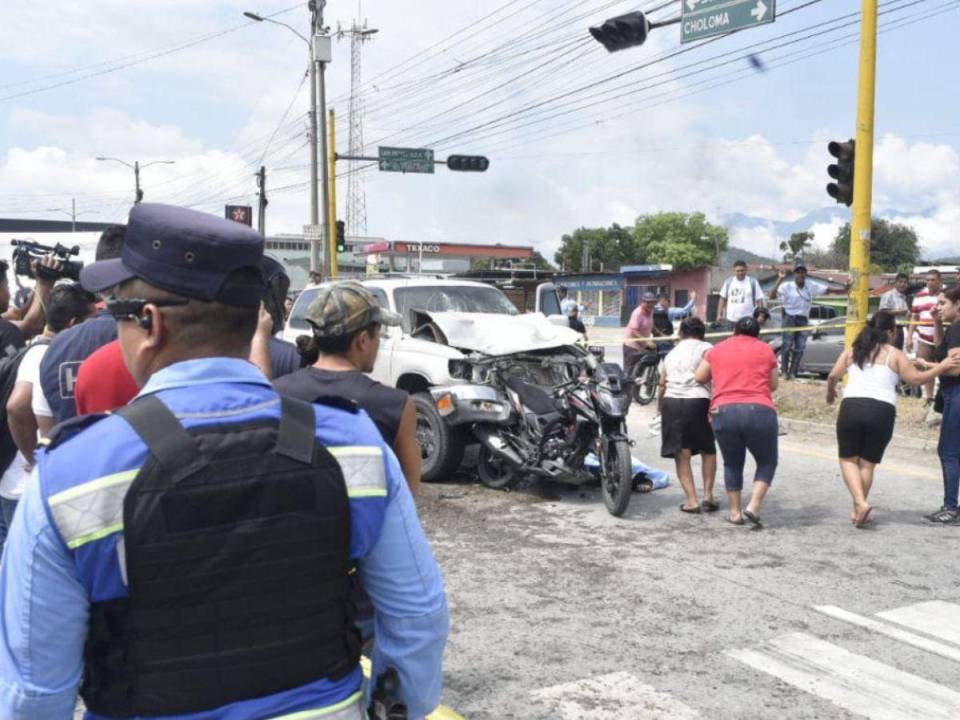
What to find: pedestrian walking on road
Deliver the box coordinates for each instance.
[826,311,959,527]
[695,316,779,528]
[657,317,717,514]
[924,286,960,523]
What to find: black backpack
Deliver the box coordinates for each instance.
[0,338,50,471]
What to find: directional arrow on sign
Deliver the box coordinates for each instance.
[751,0,768,21]
[681,0,776,44]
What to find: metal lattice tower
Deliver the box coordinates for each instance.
[339,15,377,238]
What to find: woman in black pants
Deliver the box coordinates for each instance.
[827,311,958,527]
[694,317,780,528]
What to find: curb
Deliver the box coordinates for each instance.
[778,416,937,453]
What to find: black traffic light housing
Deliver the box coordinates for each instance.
[589,11,650,53]
[335,220,346,253]
[447,155,489,172]
[827,139,855,206]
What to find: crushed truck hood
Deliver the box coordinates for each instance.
[417,311,582,355]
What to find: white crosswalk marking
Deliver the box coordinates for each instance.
[815,605,960,663]
[728,632,960,720]
[877,601,960,646]
[530,671,700,719]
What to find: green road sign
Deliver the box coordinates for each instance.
[378,146,435,174]
[681,0,775,44]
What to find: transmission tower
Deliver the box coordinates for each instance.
[337,15,377,238]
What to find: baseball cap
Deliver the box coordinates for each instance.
[642,292,657,302]
[80,203,264,308]
[306,281,402,338]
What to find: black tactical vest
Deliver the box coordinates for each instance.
[81,395,360,717]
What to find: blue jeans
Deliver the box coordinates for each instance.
[711,404,779,492]
[0,496,18,559]
[781,314,809,368]
[938,383,960,510]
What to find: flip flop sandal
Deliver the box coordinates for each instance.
[680,504,702,514]
[854,505,873,528]
[743,509,763,528]
[726,516,745,526]
[701,500,720,513]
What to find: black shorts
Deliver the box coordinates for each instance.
[661,397,716,458]
[837,397,896,464]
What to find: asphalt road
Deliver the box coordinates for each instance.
[421,402,959,719]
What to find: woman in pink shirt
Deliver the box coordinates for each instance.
[695,316,779,528]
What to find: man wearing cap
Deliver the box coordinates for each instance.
[274,281,421,491]
[0,204,448,719]
[770,265,822,379]
[623,292,658,377]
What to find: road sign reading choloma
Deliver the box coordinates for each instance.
[681,0,775,44]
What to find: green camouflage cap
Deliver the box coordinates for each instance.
[305,281,402,337]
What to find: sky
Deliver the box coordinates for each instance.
[0,0,957,266]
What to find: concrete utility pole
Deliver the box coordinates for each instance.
[256,166,268,235]
[844,0,877,349]
[45,198,93,231]
[96,157,175,205]
[328,108,339,278]
[243,6,331,274]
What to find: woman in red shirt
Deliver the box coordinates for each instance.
[695,316,779,527]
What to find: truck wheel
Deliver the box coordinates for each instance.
[413,393,466,483]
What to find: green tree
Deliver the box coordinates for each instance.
[554,223,638,271]
[779,231,814,264]
[830,218,920,272]
[632,212,727,270]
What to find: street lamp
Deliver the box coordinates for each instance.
[245,6,332,275]
[45,200,97,232]
[96,156,176,204]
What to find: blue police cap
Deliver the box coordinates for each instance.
[80,203,264,308]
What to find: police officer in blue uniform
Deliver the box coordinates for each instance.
[0,204,449,719]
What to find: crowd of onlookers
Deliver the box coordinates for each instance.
[625,262,960,529]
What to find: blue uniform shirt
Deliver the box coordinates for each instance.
[0,358,448,719]
[39,310,117,423]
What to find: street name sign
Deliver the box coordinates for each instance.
[378,146,435,174]
[681,0,775,44]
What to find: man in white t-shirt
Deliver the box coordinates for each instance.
[1,284,95,544]
[717,260,764,325]
[910,269,944,404]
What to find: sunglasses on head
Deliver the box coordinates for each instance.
[105,296,190,323]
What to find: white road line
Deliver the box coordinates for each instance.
[877,601,960,647]
[530,671,700,719]
[815,605,960,663]
[728,632,960,719]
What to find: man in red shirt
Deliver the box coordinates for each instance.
[910,269,944,404]
[74,339,139,415]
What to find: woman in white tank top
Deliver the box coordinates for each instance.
[826,311,959,527]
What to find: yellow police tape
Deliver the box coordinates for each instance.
[359,655,466,720]
[587,318,936,346]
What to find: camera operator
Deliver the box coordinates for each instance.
[0,256,62,355]
[38,226,125,422]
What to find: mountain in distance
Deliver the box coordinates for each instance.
[720,246,778,266]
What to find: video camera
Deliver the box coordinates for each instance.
[10,239,83,282]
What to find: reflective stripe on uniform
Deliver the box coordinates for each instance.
[47,469,139,549]
[328,446,388,498]
[269,691,365,719]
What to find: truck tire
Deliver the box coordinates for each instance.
[413,392,466,483]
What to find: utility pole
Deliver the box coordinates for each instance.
[844,0,877,349]
[71,198,76,232]
[310,0,333,277]
[328,108,339,278]
[96,157,174,205]
[256,166,268,235]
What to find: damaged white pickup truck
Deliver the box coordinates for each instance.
[283,276,579,482]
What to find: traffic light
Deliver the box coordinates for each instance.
[589,11,650,53]
[446,155,489,172]
[827,139,855,206]
[335,220,346,253]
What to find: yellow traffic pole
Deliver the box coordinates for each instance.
[845,0,878,348]
[327,108,339,279]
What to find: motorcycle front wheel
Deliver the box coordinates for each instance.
[477,445,520,490]
[601,438,633,517]
[632,364,658,406]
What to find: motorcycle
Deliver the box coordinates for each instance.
[434,349,635,517]
[628,345,670,406]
